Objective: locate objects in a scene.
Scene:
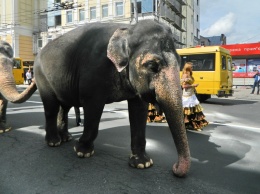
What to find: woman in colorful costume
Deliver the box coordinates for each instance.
[181,62,208,131]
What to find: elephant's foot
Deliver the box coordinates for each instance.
[45,134,61,147]
[59,131,73,142]
[0,123,11,133]
[172,157,190,177]
[129,152,153,169]
[74,141,94,158]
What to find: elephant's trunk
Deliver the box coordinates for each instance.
[0,59,37,103]
[154,66,190,177]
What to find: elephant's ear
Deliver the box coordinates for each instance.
[0,40,13,58]
[107,28,129,72]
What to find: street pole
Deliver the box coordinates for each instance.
[133,0,138,23]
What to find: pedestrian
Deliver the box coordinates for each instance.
[181,62,208,131]
[74,107,83,126]
[26,69,32,85]
[250,70,260,95]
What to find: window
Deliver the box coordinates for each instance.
[66,11,73,23]
[131,1,141,14]
[180,54,215,71]
[227,57,232,71]
[13,59,21,69]
[79,9,85,21]
[197,14,199,22]
[102,5,108,18]
[38,38,42,48]
[197,0,199,5]
[115,2,123,16]
[47,36,52,43]
[222,55,226,70]
[55,15,61,26]
[54,0,61,3]
[90,7,96,20]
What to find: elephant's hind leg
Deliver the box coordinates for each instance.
[128,97,153,169]
[0,95,11,133]
[44,100,61,147]
[38,87,61,146]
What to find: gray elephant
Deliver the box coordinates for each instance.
[0,41,37,133]
[34,20,190,177]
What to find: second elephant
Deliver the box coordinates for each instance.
[0,41,37,133]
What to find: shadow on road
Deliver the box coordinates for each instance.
[203,98,259,106]
[0,115,259,193]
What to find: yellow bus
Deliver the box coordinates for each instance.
[13,58,25,85]
[177,46,233,102]
[12,58,34,85]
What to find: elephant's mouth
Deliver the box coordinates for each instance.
[140,90,157,104]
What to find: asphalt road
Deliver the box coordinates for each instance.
[0,87,259,194]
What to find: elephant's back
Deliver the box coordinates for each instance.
[34,22,131,105]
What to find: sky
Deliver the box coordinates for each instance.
[200,0,260,44]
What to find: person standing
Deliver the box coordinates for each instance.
[26,70,32,85]
[74,107,82,126]
[250,70,260,95]
[181,62,208,131]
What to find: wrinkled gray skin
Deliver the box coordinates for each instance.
[34,20,190,177]
[0,40,37,133]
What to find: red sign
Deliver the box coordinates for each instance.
[222,43,260,56]
[233,72,256,78]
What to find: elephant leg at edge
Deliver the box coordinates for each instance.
[57,106,73,142]
[0,95,11,133]
[128,97,153,169]
[74,101,105,158]
[42,94,62,147]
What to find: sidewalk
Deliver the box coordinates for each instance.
[214,85,260,101]
[232,87,260,100]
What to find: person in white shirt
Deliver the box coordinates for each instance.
[26,70,32,85]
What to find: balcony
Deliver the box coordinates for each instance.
[162,0,185,18]
[159,4,185,32]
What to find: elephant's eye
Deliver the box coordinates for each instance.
[145,61,159,73]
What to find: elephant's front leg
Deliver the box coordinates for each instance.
[57,106,73,142]
[128,97,153,169]
[74,101,105,158]
[0,94,11,133]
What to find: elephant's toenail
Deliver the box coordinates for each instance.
[145,162,150,168]
[137,164,144,168]
[77,152,84,157]
[84,153,91,157]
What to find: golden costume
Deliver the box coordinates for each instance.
[147,103,166,123]
[181,77,208,131]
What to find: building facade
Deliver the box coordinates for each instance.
[0,0,200,61]
[0,0,36,61]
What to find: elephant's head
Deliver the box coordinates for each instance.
[107,20,190,177]
[0,40,37,103]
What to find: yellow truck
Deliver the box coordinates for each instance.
[177,46,233,101]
